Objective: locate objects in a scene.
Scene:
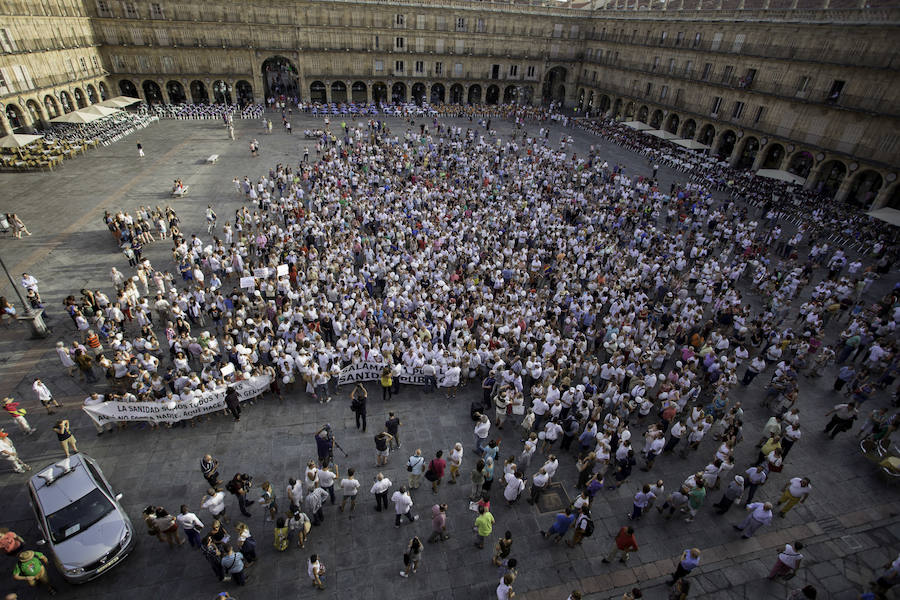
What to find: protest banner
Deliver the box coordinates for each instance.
[337,362,449,386]
[239,276,255,289]
[82,375,271,426]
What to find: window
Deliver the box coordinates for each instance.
[701,63,712,81]
[526,65,535,78]
[796,75,810,93]
[711,32,722,51]
[731,101,744,119]
[553,24,563,38]
[434,62,443,75]
[150,2,163,18]
[659,31,668,44]
[130,29,143,45]
[455,39,464,54]
[112,55,127,70]
[415,37,424,52]
[827,79,845,102]
[0,28,16,53]
[592,71,597,82]
[668,58,676,74]
[436,16,446,31]
[491,64,500,79]
[476,19,485,33]
[753,106,765,124]
[415,60,424,73]
[732,33,745,53]
[601,27,606,40]
[124,2,137,18]
[456,17,466,31]
[415,14,425,29]
[96,0,111,16]
[374,35,379,49]
[156,29,169,46]
[395,37,404,50]
[79,57,87,71]
[91,56,99,70]
[660,85,668,100]
[374,60,384,72]
[721,65,733,84]
[454,62,463,76]
[395,14,405,26]
[645,82,652,96]
[675,31,684,46]
[0,69,9,95]
[394,60,404,74]
[570,25,579,39]
[711,96,722,114]
[693,32,701,47]
[161,56,174,71]
[631,29,637,42]
[509,65,518,77]
[137,55,150,72]
[652,57,660,71]
[435,39,444,53]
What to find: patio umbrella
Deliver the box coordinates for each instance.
[80,105,122,117]
[0,133,44,148]
[98,96,141,108]
[755,169,806,185]
[671,139,711,151]
[50,110,103,124]
[645,129,679,140]
[622,120,652,131]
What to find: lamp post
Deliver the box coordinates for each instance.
[0,255,49,339]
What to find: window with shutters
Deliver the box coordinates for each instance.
[161,56,174,71]
[156,29,169,46]
[731,101,744,119]
[416,14,424,30]
[124,2,138,18]
[96,0,111,16]
[701,63,712,81]
[374,60,384,72]
[137,55,150,72]
[711,32,722,51]
[456,17,465,32]
[476,19,485,33]
[395,14,405,27]
[676,31,684,46]
[415,37,424,52]
[454,63,463,76]
[0,28,16,53]
[660,85,668,100]
[455,39,464,54]
[435,62,443,75]
[509,65,518,77]
[435,39,444,53]
[526,65,535,78]
[731,33,745,53]
[395,60,404,74]
[553,24,563,38]
[130,29,143,45]
[395,37,404,50]
[753,106,764,123]
[415,60,424,73]
[79,57,87,71]
[711,96,722,114]
[150,2,163,18]
[693,32,701,47]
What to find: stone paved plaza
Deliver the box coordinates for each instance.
[0,114,897,600]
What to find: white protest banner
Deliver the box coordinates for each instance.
[337,362,449,386]
[276,264,289,277]
[82,375,271,426]
[239,276,255,289]
[253,267,269,278]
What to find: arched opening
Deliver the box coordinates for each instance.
[212,80,232,104]
[261,56,299,99]
[650,109,664,129]
[846,170,882,207]
[736,136,759,169]
[73,87,87,108]
[637,105,649,123]
[309,81,326,104]
[331,81,347,104]
[665,113,680,134]
[25,99,44,128]
[190,80,209,104]
[541,66,567,106]
[587,91,594,112]
[599,95,611,114]
[391,82,407,104]
[411,82,426,106]
[142,80,164,104]
[612,98,623,118]
[86,84,98,104]
[681,119,697,139]
[43,95,59,118]
[352,81,367,103]
[816,160,847,198]
[786,151,813,178]
[486,84,500,105]
[577,88,585,111]
[761,144,785,169]
[503,85,517,104]
[118,79,138,99]
[697,124,715,146]
[467,84,482,105]
[5,105,25,132]
[59,91,74,113]
[235,81,253,105]
[520,86,534,106]
[624,102,635,119]
[717,130,737,159]
[166,81,187,104]
[887,185,900,210]
[98,81,109,100]
[430,83,446,104]
[449,84,464,104]
[372,82,387,104]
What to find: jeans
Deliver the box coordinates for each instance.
[355,410,367,431]
[475,435,487,455]
[185,528,202,548]
[237,493,252,517]
[395,511,415,526]
[375,491,389,511]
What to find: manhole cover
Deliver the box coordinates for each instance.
[536,482,571,513]
[840,535,862,550]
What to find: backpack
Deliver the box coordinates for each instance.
[225,480,239,494]
[583,518,595,537]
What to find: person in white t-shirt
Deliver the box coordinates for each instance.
[339,468,360,513]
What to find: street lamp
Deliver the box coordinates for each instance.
[0,255,49,339]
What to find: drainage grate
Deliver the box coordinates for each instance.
[840,535,863,550]
[817,516,843,533]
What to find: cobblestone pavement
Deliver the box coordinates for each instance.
[0,114,896,600]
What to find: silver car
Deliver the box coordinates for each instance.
[27,453,135,583]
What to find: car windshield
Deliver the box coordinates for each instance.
[46,488,114,543]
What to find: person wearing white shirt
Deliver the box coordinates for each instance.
[339,469,361,513]
[768,542,804,580]
[527,468,549,505]
[370,473,392,512]
[474,414,491,456]
[176,505,205,548]
[200,488,227,521]
[734,501,773,538]
[83,393,115,435]
[32,379,60,414]
[390,487,418,527]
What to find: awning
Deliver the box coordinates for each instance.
[645,129,679,140]
[98,96,141,108]
[80,105,122,117]
[51,110,103,124]
[0,133,44,148]
[755,169,806,185]
[622,120,652,131]
[671,139,710,151]
[866,207,900,227]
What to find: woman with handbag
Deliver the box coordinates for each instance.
[400,536,423,578]
[308,554,326,589]
[153,507,185,548]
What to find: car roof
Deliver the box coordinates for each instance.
[29,454,98,514]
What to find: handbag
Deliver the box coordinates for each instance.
[424,461,438,481]
[403,553,410,565]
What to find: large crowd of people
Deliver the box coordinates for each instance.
[2,105,898,600]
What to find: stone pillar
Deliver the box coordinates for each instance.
[0,106,12,136]
[728,144,741,167]
[833,175,855,203]
[366,81,373,104]
[16,100,35,133]
[751,144,768,171]
[803,161,824,191]
[324,81,332,104]
[870,181,896,209]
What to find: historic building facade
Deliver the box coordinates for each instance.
[0,0,897,207]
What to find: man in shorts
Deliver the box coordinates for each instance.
[12,550,56,595]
